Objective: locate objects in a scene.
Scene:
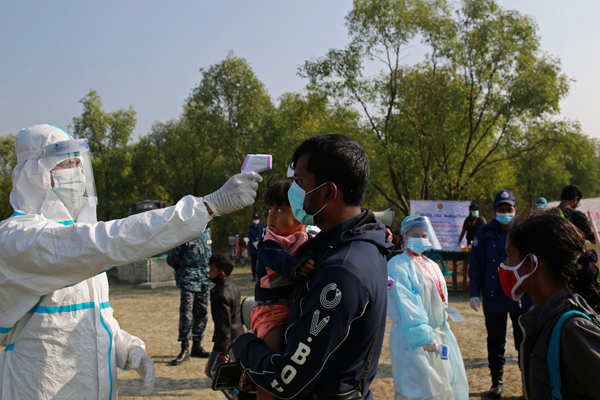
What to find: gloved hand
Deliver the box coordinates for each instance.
[422,342,438,353]
[204,172,263,216]
[127,346,155,396]
[423,342,448,359]
[470,297,481,312]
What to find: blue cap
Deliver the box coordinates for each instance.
[534,197,548,206]
[494,189,515,207]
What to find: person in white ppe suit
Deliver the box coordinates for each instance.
[387,216,468,400]
[0,124,262,399]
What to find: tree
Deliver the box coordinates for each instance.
[301,0,569,215]
[179,55,364,249]
[560,130,600,199]
[130,119,225,203]
[184,53,275,166]
[71,90,137,220]
[180,54,275,247]
[0,135,17,220]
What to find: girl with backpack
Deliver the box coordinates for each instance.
[501,212,600,399]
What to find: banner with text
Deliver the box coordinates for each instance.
[410,200,471,250]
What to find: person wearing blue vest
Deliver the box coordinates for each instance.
[469,189,532,399]
[502,212,600,399]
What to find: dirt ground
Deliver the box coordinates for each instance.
[111,265,523,399]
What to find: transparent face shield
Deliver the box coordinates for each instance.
[401,216,442,250]
[40,139,96,221]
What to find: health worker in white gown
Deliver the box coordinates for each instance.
[0,124,262,399]
[387,216,468,400]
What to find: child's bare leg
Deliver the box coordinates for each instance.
[256,326,285,400]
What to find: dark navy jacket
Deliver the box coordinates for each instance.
[254,240,305,302]
[248,223,266,256]
[232,210,391,399]
[469,219,531,313]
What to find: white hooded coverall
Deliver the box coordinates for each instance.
[0,125,216,399]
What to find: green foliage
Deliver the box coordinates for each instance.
[0,135,17,220]
[71,89,138,220]
[1,4,599,247]
[301,0,573,217]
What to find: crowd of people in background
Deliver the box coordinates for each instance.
[464,184,600,399]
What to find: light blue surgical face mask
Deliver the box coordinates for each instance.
[406,237,432,254]
[496,212,515,225]
[471,210,479,217]
[287,181,328,226]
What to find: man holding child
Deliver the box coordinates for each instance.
[232,134,390,400]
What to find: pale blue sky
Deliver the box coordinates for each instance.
[1,1,599,139]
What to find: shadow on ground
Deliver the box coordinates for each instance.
[464,355,517,369]
[470,395,523,400]
[118,377,213,397]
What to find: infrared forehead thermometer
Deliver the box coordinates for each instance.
[241,154,272,173]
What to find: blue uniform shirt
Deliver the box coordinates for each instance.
[469,219,531,312]
[167,231,212,293]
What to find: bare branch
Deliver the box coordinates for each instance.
[372,182,403,210]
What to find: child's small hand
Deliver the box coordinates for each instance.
[217,352,230,363]
[297,258,315,277]
[385,228,393,243]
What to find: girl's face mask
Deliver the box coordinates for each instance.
[498,254,538,301]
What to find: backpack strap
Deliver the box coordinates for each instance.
[547,310,592,400]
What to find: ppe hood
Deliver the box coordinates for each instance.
[10,124,97,222]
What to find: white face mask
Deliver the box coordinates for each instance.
[52,167,86,218]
